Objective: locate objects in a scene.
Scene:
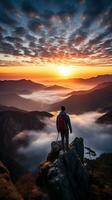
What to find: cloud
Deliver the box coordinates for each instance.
[57,3,77,21]
[15,112,112,171]
[5,36,23,43]
[0,26,6,33]
[0,12,17,26]
[13,27,27,37]
[20,89,71,105]
[22,0,39,17]
[68,30,87,47]
[25,34,36,42]
[0,41,15,54]
[22,46,33,56]
[28,19,44,33]
[0,0,112,66]
[81,0,112,29]
[28,18,52,34]
[0,0,16,11]
[101,6,112,27]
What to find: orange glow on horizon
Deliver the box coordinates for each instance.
[57,65,74,78]
[0,63,112,81]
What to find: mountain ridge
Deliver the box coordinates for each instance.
[50,82,112,114]
[0,79,46,94]
[45,84,70,90]
[70,74,112,85]
[0,110,53,160]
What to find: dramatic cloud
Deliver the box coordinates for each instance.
[0,0,112,66]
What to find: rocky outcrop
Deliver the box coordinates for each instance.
[36,137,89,200]
[70,137,84,162]
[96,111,112,124]
[0,161,23,200]
[47,137,84,163]
[0,137,111,200]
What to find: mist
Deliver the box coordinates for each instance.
[20,89,71,105]
[15,112,112,171]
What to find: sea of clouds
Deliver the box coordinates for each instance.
[15,112,112,171]
[20,89,71,105]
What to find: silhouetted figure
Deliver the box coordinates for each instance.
[56,106,72,151]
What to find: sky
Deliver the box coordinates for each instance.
[0,0,112,80]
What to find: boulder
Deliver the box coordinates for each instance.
[47,141,62,162]
[70,137,84,162]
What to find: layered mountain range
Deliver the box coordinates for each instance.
[50,82,112,114]
[69,74,112,85]
[0,76,112,199]
[0,76,112,114]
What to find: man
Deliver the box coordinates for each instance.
[56,106,72,151]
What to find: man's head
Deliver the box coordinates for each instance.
[61,106,66,111]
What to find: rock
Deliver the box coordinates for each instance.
[47,137,84,163]
[37,137,89,200]
[96,111,112,125]
[0,161,23,200]
[47,141,62,162]
[70,137,84,162]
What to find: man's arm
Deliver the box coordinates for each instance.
[56,115,60,132]
[67,115,72,133]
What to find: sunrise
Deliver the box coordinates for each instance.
[0,1,112,199]
[0,0,112,81]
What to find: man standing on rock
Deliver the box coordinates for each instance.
[56,106,72,151]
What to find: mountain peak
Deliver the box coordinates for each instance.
[36,137,89,200]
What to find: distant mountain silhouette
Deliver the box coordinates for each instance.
[69,81,112,96]
[50,82,112,114]
[0,93,47,111]
[0,79,46,94]
[0,80,71,110]
[44,85,69,90]
[0,104,25,112]
[70,74,112,85]
[99,103,112,113]
[96,111,112,124]
[0,110,53,159]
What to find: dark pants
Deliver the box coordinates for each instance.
[60,129,69,151]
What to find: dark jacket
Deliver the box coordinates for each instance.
[56,111,72,133]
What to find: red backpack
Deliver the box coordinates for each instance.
[58,115,67,130]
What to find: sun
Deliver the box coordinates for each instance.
[58,66,73,78]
